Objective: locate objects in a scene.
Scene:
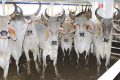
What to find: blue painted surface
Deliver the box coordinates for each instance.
[0,1,92,6]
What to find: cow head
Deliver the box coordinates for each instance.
[59,22,75,44]
[69,5,92,37]
[0,3,21,41]
[41,9,65,45]
[95,7,113,42]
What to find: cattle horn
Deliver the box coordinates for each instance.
[58,9,65,19]
[41,14,48,24]
[10,3,18,19]
[95,7,102,21]
[58,9,66,23]
[113,7,120,20]
[69,10,75,20]
[81,5,84,12]
[34,2,41,16]
[45,8,50,19]
[85,5,87,12]
[14,4,23,16]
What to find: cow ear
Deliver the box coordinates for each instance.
[72,22,79,30]
[8,25,17,41]
[85,24,92,32]
[58,27,65,34]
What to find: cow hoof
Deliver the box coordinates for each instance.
[27,71,31,75]
[55,74,61,80]
[36,68,41,73]
[17,73,22,78]
[75,65,79,68]
[85,66,89,71]
[96,73,100,77]
[40,76,44,80]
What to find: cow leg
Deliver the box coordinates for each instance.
[68,48,72,63]
[40,54,47,80]
[105,53,111,71]
[85,49,90,70]
[3,62,9,80]
[33,49,40,73]
[15,59,20,75]
[38,48,42,65]
[96,53,101,75]
[53,57,59,77]
[61,47,65,62]
[75,47,79,65]
[24,50,31,75]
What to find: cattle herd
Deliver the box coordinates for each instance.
[0,2,120,80]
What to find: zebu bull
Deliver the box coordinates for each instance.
[69,5,94,68]
[23,21,40,74]
[35,9,65,79]
[0,3,18,80]
[59,16,75,62]
[94,7,118,74]
[8,2,41,75]
[21,3,41,74]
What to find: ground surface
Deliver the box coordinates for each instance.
[0,47,119,80]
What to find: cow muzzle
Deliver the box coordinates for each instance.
[64,38,68,42]
[27,30,33,35]
[79,33,85,37]
[0,31,9,39]
[103,38,109,42]
[52,41,57,45]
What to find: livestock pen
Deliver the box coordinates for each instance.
[0,0,119,80]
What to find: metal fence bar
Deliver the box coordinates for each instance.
[111,52,120,56]
[98,59,120,80]
[112,33,120,36]
[112,46,120,49]
[112,40,120,43]
[0,1,92,6]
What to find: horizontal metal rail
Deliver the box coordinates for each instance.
[0,1,92,6]
[112,33,120,36]
[112,46,120,49]
[112,40,120,43]
[111,52,120,56]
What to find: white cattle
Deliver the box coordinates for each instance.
[73,19,94,66]
[93,24,112,74]
[59,16,75,62]
[8,3,41,75]
[69,6,94,68]
[94,7,119,74]
[23,21,40,74]
[0,7,17,80]
[35,9,65,80]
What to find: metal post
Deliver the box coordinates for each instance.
[104,0,114,18]
[2,0,6,16]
